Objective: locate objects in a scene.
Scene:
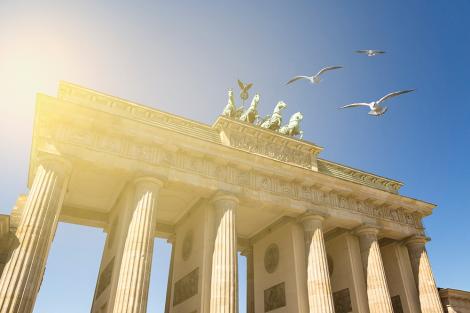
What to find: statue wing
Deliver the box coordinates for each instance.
[245,83,253,91]
[237,79,245,90]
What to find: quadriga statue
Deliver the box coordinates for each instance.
[222,89,237,118]
[239,94,260,124]
[278,112,304,139]
[222,89,244,119]
[259,101,287,131]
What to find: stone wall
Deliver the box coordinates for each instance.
[252,221,308,313]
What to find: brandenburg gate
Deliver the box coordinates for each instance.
[0,82,444,313]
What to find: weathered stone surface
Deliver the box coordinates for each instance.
[356,225,394,313]
[333,288,352,313]
[391,295,404,313]
[209,193,238,313]
[264,243,279,274]
[406,236,444,313]
[111,177,163,313]
[1,82,449,313]
[264,282,286,312]
[173,268,199,306]
[301,214,335,313]
[95,257,115,299]
[0,157,70,313]
[182,230,193,262]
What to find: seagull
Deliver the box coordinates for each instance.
[356,49,386,56]
[286,66,343,85]
[340,89,415,116]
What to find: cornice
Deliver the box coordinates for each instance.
[57,81,221,144]
[317,159,403,194]
[56,81,407,195]
[29,83,437,221]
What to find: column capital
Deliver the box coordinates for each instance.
[37,154,72,176]
[404,235,430,247]
[299,211,326,231]
[210,191,239,210]
[354,224,381,237]
[133,176,165,190]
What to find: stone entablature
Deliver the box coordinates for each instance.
[57,81,403,194]
[32,107,420,229]
[30,87,434,231]
[57,81,221,144]
[439,288,470,313]
[213,116,322,171]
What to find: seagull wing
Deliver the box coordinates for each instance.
[374,50,386,54]
[377,89,415,104]
[355,50,369,54]
[316,66,343,76]
[245,83,253,91]
[340,103,371,109]
[237,79,245,90]
[286,76,311,85]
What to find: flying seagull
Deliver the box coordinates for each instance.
[340,89,415,116]
[286,66,343,85]
[356,49,386,56]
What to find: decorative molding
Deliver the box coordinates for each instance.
[34,97,426,229]
[333,288,352,313]
[214,116,321,171]
[264,282,286,312]
[173,267,199,306]
[57,82,403,194]
[317,159,402,194]
[57,82,221,144]
[264,243,280,274]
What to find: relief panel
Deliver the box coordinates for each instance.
[264,282,286,312]
[333,288,352,313]
[173,268,199,306]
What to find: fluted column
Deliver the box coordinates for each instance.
[0,156,71,313]
[241,247,254,313]
[405,236,443,313]
[209,193,238,313]
[300,214,335,313]
[356,226,393,313]
[112,177,163,313]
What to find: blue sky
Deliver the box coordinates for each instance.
[0,1,469,312]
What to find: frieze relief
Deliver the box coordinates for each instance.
[228,131,314,169]
[56,86,402,193]
[40,120,422,228]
